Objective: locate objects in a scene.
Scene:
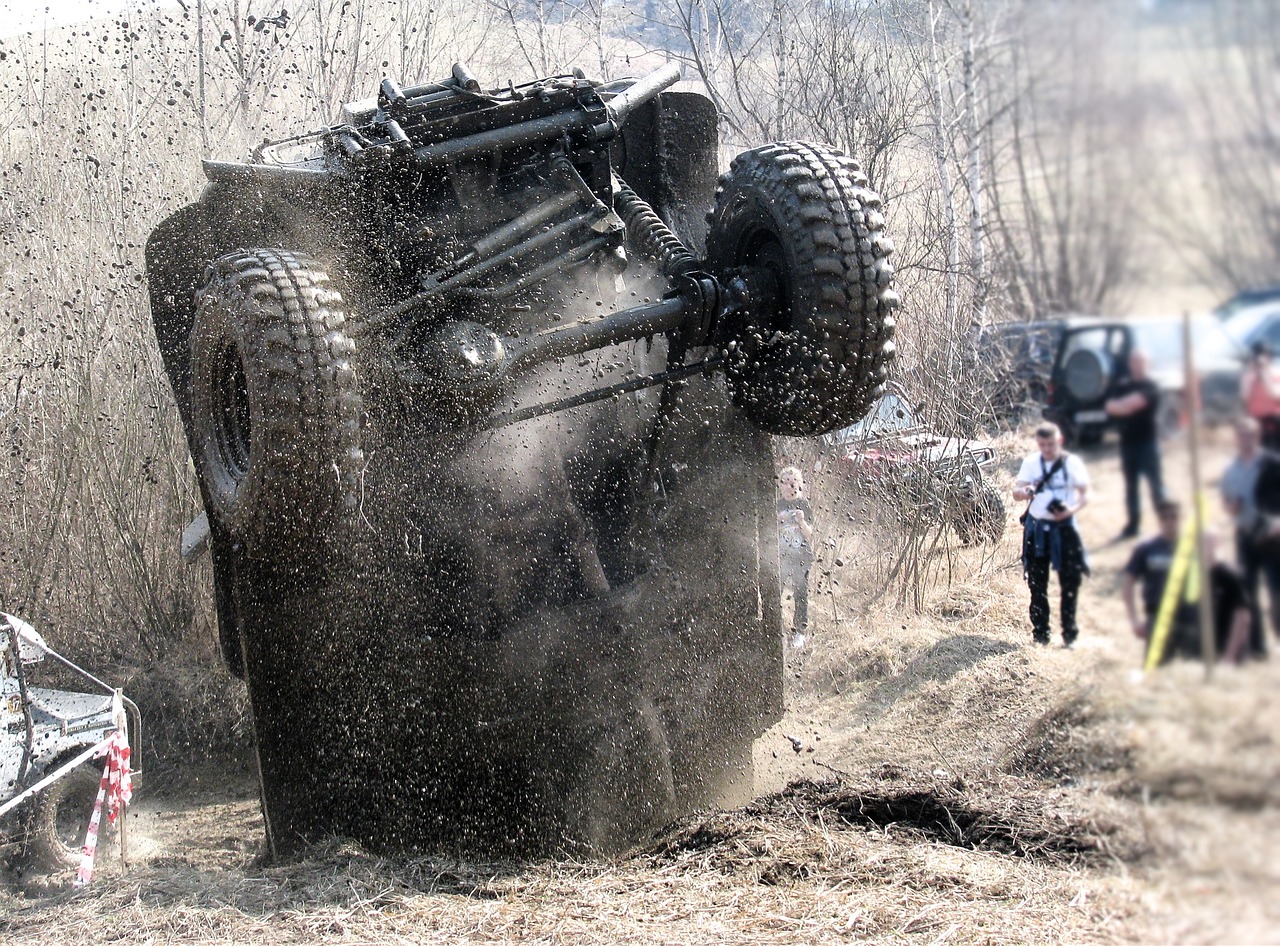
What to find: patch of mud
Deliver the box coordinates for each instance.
[640,772,1130,881]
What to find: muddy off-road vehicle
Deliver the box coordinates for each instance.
[145,61,898,857]
[1,613,139,874]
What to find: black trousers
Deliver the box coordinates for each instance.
[1024,526,1086,643]
[1120,438,1165,532]
[1261,416,1280,452]
[1237,529,1280,653]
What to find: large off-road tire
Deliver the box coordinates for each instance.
[189,249,364,542]
[953,481,1007,546]
[19,756,104,875]
[706,141,898,436]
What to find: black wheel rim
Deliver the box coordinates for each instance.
[212,338,253,484]
[724,220,791,336]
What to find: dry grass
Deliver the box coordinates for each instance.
[0,775,1138,946]
[3,435,1277,944]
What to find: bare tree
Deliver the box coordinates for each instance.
[1175,0,1280,292]
[971,2,1146,319]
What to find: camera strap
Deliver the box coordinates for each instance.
[1022,454,1067,523]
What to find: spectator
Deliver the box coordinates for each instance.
[1241,341,1280,450]
[777,466,815,650]
[1220,417,1273,656]
[1123,501,1252,665]
[1105,349,1165,540]
[1013,423,1090,647]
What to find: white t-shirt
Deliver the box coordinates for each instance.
[1016,451,1090,520]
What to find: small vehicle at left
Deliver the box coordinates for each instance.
[0,613,139,874]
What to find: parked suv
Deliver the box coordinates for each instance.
[1043,317,1244,445]
[1,613,139,874]
[970,317,1097,424]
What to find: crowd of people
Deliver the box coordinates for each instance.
[1011,345,1280,664]
[778,342,1280,665]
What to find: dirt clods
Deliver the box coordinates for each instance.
[641,770,1129,882]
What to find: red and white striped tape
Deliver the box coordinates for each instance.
[73,759,111,887]
[73,692,132,887]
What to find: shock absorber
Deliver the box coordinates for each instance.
[614,179,700,279]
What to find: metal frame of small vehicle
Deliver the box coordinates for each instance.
[1,613,140,872]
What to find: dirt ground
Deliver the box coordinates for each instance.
[1,431,1277,945]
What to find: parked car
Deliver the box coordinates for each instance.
[1043,316,1245,445]
[970,317,1101,423]
[1221,300,1280,354]
[1,613,139,874]
[1213,286,1280,321]
[817,385,1006,544]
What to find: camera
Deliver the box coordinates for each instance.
[1046,498,1067,515]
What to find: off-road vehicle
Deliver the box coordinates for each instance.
[970,317,1097,425]
[1,613,139,874]
[145,60,898,857]
[1043,317,1242,445]
[818,384,1005,545]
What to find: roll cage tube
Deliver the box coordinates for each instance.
[3,620,142,777]
[5,622,36,788]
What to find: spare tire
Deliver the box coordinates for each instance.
[706,141,898,436]
[189,249,364,543]
[1062,348,1112,404]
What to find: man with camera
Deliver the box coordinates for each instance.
[1013,423,1091,647]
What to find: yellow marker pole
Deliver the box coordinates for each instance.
[1145,504,1200,671]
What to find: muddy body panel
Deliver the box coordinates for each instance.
[230,375,781,855]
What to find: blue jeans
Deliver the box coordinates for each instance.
[1120,439,1165,531]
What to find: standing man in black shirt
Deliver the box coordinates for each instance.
[1106,350,1166,540]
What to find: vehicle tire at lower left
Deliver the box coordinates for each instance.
[17,755,105,875]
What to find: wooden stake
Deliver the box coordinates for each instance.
[1183,311,1216,677]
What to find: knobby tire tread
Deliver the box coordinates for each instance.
[707,141,899,435]
[191,249,364,542]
